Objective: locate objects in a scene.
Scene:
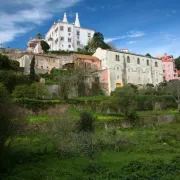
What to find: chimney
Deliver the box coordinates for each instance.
[75,13,80,27]
[62,13,68,23]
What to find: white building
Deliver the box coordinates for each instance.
[93,48,164,93]
[45,13,95,51]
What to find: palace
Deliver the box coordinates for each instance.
[45,13,95,51]
[93,48,164,93]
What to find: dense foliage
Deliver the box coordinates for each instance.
[0,83,25,175]
[40,40,50,52]
[0,54,19,71]
[175,56,180,70]
[14,98,61,112]
[12,83,49,99]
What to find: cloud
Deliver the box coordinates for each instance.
[172,10,177,14]
[0,0,82,44]
[105,30,145,43]
[127,30,145,38]
[105,36,126,43]
[127,41,136,44]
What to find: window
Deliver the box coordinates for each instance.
[77,41,80,45]
[68,38,71,42]
[88,33,91,37]
[77,30,80,36]
[137,58,140,64]
[68,27,71,32]
[115,55,120,61]
[69,45,71,48]
[55,38,58,44]
[41,66,43,69]
[77,36,80,40]
[147,60,149,66]
[68,33,71,36]
[117,67,119,71]
[127,56,130,63]
[155,62,158,67]
[60,37,64,41]
[117,75,120,80]
[60,26,64,31]
[55,27,58,33]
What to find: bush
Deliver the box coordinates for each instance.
[0,54,19,71]
[12,83,49,99]
[14,99,62,112]
[76,111,96,133]
[0,71,40,93]
[0,83,26,175]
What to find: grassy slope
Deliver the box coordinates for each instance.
[5,118,180,180]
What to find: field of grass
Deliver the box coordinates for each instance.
[4,118,180,180]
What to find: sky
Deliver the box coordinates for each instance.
[0,0,180,57]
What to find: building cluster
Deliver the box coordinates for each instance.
[26,13,95,53]
[2,12,179,96]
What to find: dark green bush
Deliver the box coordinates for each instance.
[0,70,40,93]
[13,99,62,112]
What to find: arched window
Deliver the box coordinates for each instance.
[147,60,149,66]
[137,58,140,64]
[127,56,130,63]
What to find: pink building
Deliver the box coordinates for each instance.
[158,54,179,81]
[73,54,101,72]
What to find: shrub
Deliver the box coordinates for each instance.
[12,85,30,99]
[76,111,96,133]
[14,99,62,112]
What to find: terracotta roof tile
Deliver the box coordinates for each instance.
[73,53,99,61]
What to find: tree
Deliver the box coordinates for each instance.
[175,56,180,70]
[75,111,97,172]
[36,33,42,39]
[165,80,180,111]
[0,83,25,174]
[76,111,95,133]
[29,83,49,99]
[113,85,138,124]
[86,32,111,53]
[146,53,152,57]
[30,56,35,81]
[12,85,30,99]
[40,40,50,52]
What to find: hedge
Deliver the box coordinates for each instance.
[13,98,62,112]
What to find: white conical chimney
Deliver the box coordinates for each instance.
[62,13,68,23]
[75,13,80,27]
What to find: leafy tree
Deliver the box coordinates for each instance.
[175,56,180,70]
[30,56,35,81]
[29,83,49,99]
[76,111,95,133]
[0,54,19,71]
[85,32,111,53]
[40,40,50,52]
[36,33,42,39]
[0,83,25,174]
[146,53,152,57]
[165,80,180,111]
[113,85,138,124]
[12,85,30,99]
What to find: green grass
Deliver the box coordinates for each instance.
[4,121,180,179]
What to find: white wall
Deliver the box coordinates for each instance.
[94,48,163,93]
[45,22,95,51]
